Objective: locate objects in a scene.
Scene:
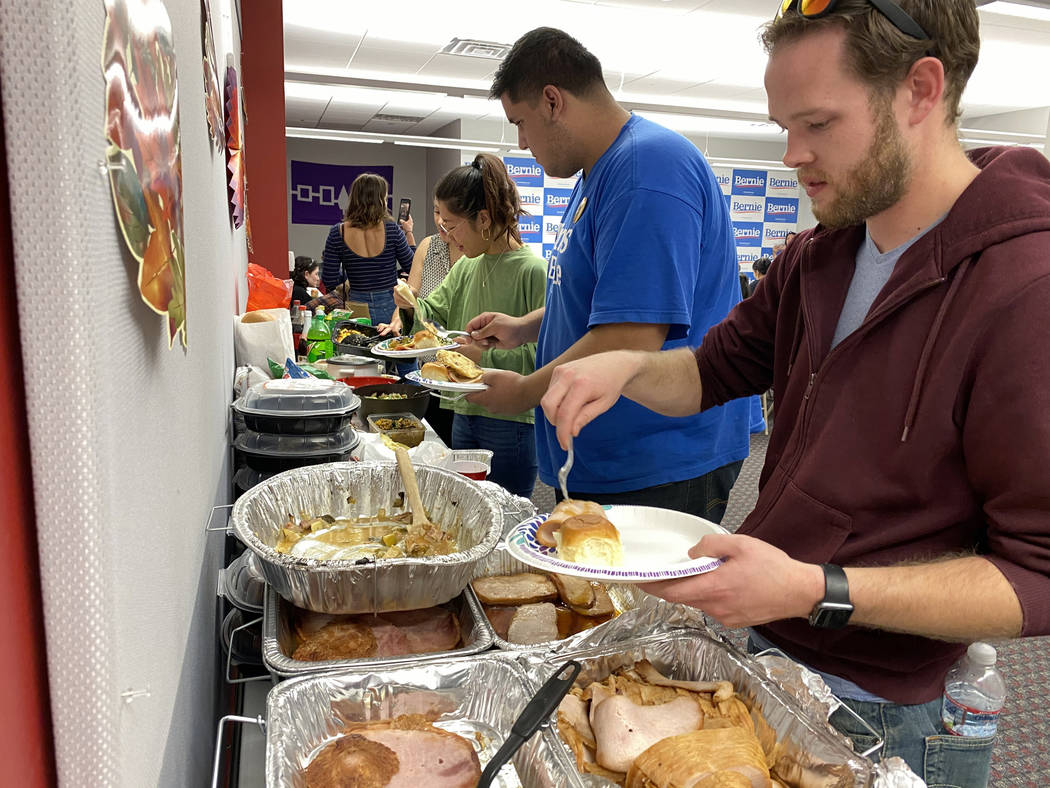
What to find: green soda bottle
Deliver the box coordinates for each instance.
[306,305,334,362]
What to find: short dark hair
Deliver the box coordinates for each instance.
[753,257,772,276]
[490,27,605,104]
[292,256,319,287]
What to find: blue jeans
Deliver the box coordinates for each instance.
[745,638,994,786]
[347,288,416,376]
[555,460,743,524]
[452,414,537,498]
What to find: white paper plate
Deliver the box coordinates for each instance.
[370,336,460,358]
[405,369,489,392]
[505,505,727,582]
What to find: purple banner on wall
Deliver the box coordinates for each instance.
[290,161,394,225]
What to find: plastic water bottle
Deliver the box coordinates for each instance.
[941,642,1007,737]
[306,305,333,362]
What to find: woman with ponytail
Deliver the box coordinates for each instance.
[393,154,545,497]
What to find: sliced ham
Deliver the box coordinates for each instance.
[378,607,461,654]
[591,694,703,773]
[357,729,481,787]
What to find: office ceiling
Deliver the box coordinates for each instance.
[282,0,1050,145]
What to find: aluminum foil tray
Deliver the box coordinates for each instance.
[471,544,650,651]
[231,461,503,614]
[265,655,584,787]
[262,584,494,679]
[524,627,875,787]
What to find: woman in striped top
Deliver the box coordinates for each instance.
[321,173,414,329]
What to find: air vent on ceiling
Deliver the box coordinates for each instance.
[440,38,512,59]
[373,113,427,124]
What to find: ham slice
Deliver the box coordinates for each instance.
[291,607,461,662]
[591,694,702,773]
[305,716,481,788]
[377,608,461,654]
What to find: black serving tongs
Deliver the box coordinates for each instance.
[476,660,582,788]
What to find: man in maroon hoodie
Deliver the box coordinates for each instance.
[539,0,1050,782]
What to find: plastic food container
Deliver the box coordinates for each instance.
[366,412,425,448]
[220,549,267,612]
[230,461,502,614]
[232,378,360,435]
[355,383,430,422]
[234,425,360,473]
[261,584,494,680]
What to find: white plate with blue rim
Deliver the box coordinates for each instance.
[505,505,728,583]
[370,336,460,358]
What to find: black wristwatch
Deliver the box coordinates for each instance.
[808,564,854,629]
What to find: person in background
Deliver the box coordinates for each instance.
[321,173,414,332]
[537,0,1050,780]
[291,256,321,306]
[747,256,772,297]
[394,154,546,497]
[463,27,749,522]
[381,198,457,444]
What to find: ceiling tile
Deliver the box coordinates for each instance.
[321,101,384,125]
[284,24,362,71]
[349,37,441,73]
[284,97,328,126]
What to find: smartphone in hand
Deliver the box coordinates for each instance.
[397,198,411,222]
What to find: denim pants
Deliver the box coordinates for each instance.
[452,414,537,498]
[745,638,995,786]
[555,459,743,524]
[347,288,415,376]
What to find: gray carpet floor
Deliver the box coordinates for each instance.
[530,431,1050,785]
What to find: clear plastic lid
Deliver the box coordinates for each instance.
[234,425,359,456]
[233,378,360,418]
[222,549,265,611]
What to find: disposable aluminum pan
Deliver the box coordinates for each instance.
[472,544,649,651]
[231,461,502,614]
[523,627,875,787]
[265,654,584,787]
[261,583,494,680]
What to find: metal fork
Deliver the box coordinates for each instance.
[557,436,574,500]
[422,318,469,341]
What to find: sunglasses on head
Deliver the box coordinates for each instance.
[776,0,929,41]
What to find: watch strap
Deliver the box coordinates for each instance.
[808,563,853,629]
[821,563,849,604]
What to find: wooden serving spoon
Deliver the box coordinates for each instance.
[393,444,432,534]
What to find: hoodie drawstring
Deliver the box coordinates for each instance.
[900,257,973,442]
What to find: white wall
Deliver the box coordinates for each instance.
[0,0,247,785]
[286,138,429,265]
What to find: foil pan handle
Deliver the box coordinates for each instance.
[211,714,265,788]
[477,659,581,788]
[204,503,234,533]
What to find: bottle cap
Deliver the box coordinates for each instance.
[967,642,997,666]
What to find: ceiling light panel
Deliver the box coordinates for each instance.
[980,1,1050,23]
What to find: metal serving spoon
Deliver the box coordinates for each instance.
[476,660,581,788]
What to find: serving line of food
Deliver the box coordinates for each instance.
[212,415,925,787]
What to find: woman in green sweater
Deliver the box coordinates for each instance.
[392,154,546,496]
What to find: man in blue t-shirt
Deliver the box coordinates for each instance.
[465,27,748,521]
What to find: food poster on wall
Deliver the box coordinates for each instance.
[502,155,579,265]
[201,0,224,152]
[102,0,188,348]
[713,167,800,279]
[289,162,395,225]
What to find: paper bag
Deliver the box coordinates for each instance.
[233,309,294,374]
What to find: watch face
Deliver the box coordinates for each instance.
[810,602,854,629]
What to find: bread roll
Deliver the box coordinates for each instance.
[556,514,623,567]
[412,329,441,349]
[241,310,277,323]
[420,362,451,381]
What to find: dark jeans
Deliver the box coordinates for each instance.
[745,638,995,785]
[452,414,537,498]
[555,460,743,524]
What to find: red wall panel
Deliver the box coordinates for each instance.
[0,79,57,787]
[241,0,290,278]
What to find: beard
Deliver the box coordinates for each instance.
[802,97,912,229]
